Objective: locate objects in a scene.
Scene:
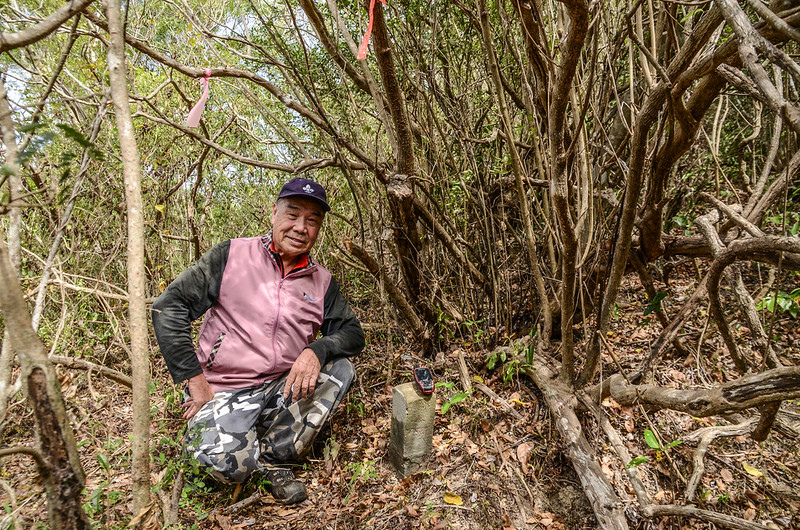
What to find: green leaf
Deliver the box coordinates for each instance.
[485,352,498,370]
[449,391,470,405]
[19,132,55,164]
[441,401,452,414]
[643,292,668,316]
[97,454,110,472]
[643,429,660,449]
[680,7,703,23]
[626,456,649,468]
[664,439,683,449]
[20,122,49,134]
[55,123,94,148]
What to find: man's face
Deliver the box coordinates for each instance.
[271,197,324,262]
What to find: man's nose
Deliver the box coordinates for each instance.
[293,218,309,233]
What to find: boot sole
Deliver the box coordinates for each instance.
[276,490,307,505]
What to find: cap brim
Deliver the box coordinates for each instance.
[278,192,330,212]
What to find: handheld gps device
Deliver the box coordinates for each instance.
[413,366,435,394]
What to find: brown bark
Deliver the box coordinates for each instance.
[297,0,371,94]
[548,0,589,382]
[510,0,551,118]
[49,355,133,388]
[695,211,751,374]
[609,366,800,417]
[344,239,431,351]
[0,0,94,53]
[371,3,414,176]
[27,368,89,528]
[369,2,439,338]
[0,79,22,423]
[525,361,628,530]
[644,504,774,530]
[476,0,552,342]
[0,236,89,528]
[104,0,151,513]
[751,401,781,442]
[662,234,800,269]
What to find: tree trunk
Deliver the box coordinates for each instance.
[371,2,436,345]
[525,360,629,529]
[0,236,90,529]
[0,79,22,423]
[104,0,152,514]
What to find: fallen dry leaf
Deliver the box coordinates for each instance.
[720,469,734,483]
[215,514,232,530]
[742,462,763,477]
[602,397,621,409]
[516,442,532,469]
[444,492,464,506]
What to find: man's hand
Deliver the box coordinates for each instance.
[283,348,321,403]
[182,373,215,420]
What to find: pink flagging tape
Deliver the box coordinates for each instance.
[186,68,213,128]
[356,0,386,60]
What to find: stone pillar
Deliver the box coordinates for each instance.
[389,382,436,477]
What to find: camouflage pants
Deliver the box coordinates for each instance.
[184,358,354,484]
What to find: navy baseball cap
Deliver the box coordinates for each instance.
[277,177,330,212]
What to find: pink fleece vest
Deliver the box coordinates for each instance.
[195,237,332,391]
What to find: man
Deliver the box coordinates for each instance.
[152,177,364,504]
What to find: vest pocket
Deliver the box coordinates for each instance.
[206,332,226,371]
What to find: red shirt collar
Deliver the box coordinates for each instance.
[268,238,310,275]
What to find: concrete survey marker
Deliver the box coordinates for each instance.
[389,382,436,477]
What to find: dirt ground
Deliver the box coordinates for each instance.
[1,271,799,529]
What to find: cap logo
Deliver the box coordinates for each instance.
[303,184,314,193]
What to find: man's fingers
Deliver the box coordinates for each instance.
[182,403,197,419]
[284,370,300,399]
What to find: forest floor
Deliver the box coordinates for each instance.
[1,268,799,529]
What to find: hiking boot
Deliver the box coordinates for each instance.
[262,468,307,504]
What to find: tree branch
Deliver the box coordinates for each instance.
[525,361,628,530]
[0,0,94,53]
[49,355,132,388]
[609,365,800,417]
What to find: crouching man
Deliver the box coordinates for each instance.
[152,178,364,504]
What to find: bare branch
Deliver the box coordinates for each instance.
[0,446,49,472]
[81,8,377,168]
[683,418,758,500]
[525,361,628,530]
[716,0,800,133]
[0,0,94,53]
[610,365,800,416]
[49,355,132,388]
[134,110,355,173]
[644,504,774,530]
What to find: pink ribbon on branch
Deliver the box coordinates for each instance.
[186,68,212,128]
[356,0,386,60]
